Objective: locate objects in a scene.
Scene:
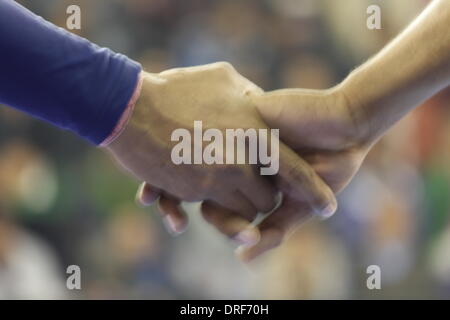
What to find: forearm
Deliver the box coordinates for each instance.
[341,0,450,145]
[0,0,142,145]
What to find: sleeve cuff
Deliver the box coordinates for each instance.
[99,71,144,147]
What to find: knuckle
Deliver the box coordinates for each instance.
[212,62,236,79]
[216,61,234,72]
[245,85,264,96]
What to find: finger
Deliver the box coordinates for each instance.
[136,182,161,206]
[236,197,313,263]
[278,142,337,218]
[238,170,277,214]
[210,190,258,221]
[157,194,188,235]
[201,201,259,246]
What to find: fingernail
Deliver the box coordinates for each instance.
[162,215,185,236]
[234,228,260,246]
[135,184,145,207]
[319,202,337,219]
[235,246,252,264]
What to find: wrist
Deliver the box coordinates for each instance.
[100,71,145,148]
[105,71,163,156]
[335,70,382,148]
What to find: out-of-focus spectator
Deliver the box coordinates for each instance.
[0,207,66,299]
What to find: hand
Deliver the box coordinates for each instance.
[235,86,373,261]
[236,0,450,260]
[193,86,372,261]
[140,0,450,259]
[108,62,336,242]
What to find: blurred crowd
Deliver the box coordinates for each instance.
[1,0,450,299]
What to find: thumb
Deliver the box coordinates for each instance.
[252,88,324,125]
[278,142,337,218]
[252,89,345,150]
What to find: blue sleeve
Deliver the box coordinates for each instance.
[0,0,142,145]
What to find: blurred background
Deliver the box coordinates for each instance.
[1,0,449,299]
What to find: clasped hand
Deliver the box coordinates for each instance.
[106,62,370,262]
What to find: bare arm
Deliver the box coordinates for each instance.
[342,0,450,145]
[236,0,450,261]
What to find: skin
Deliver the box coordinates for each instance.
[140,0,450,262]
[241,0,450,261]
[240,0,450,261]
[106,62,336,245]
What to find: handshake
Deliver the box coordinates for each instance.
[2,0,448,263]
[105,62,374,262]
